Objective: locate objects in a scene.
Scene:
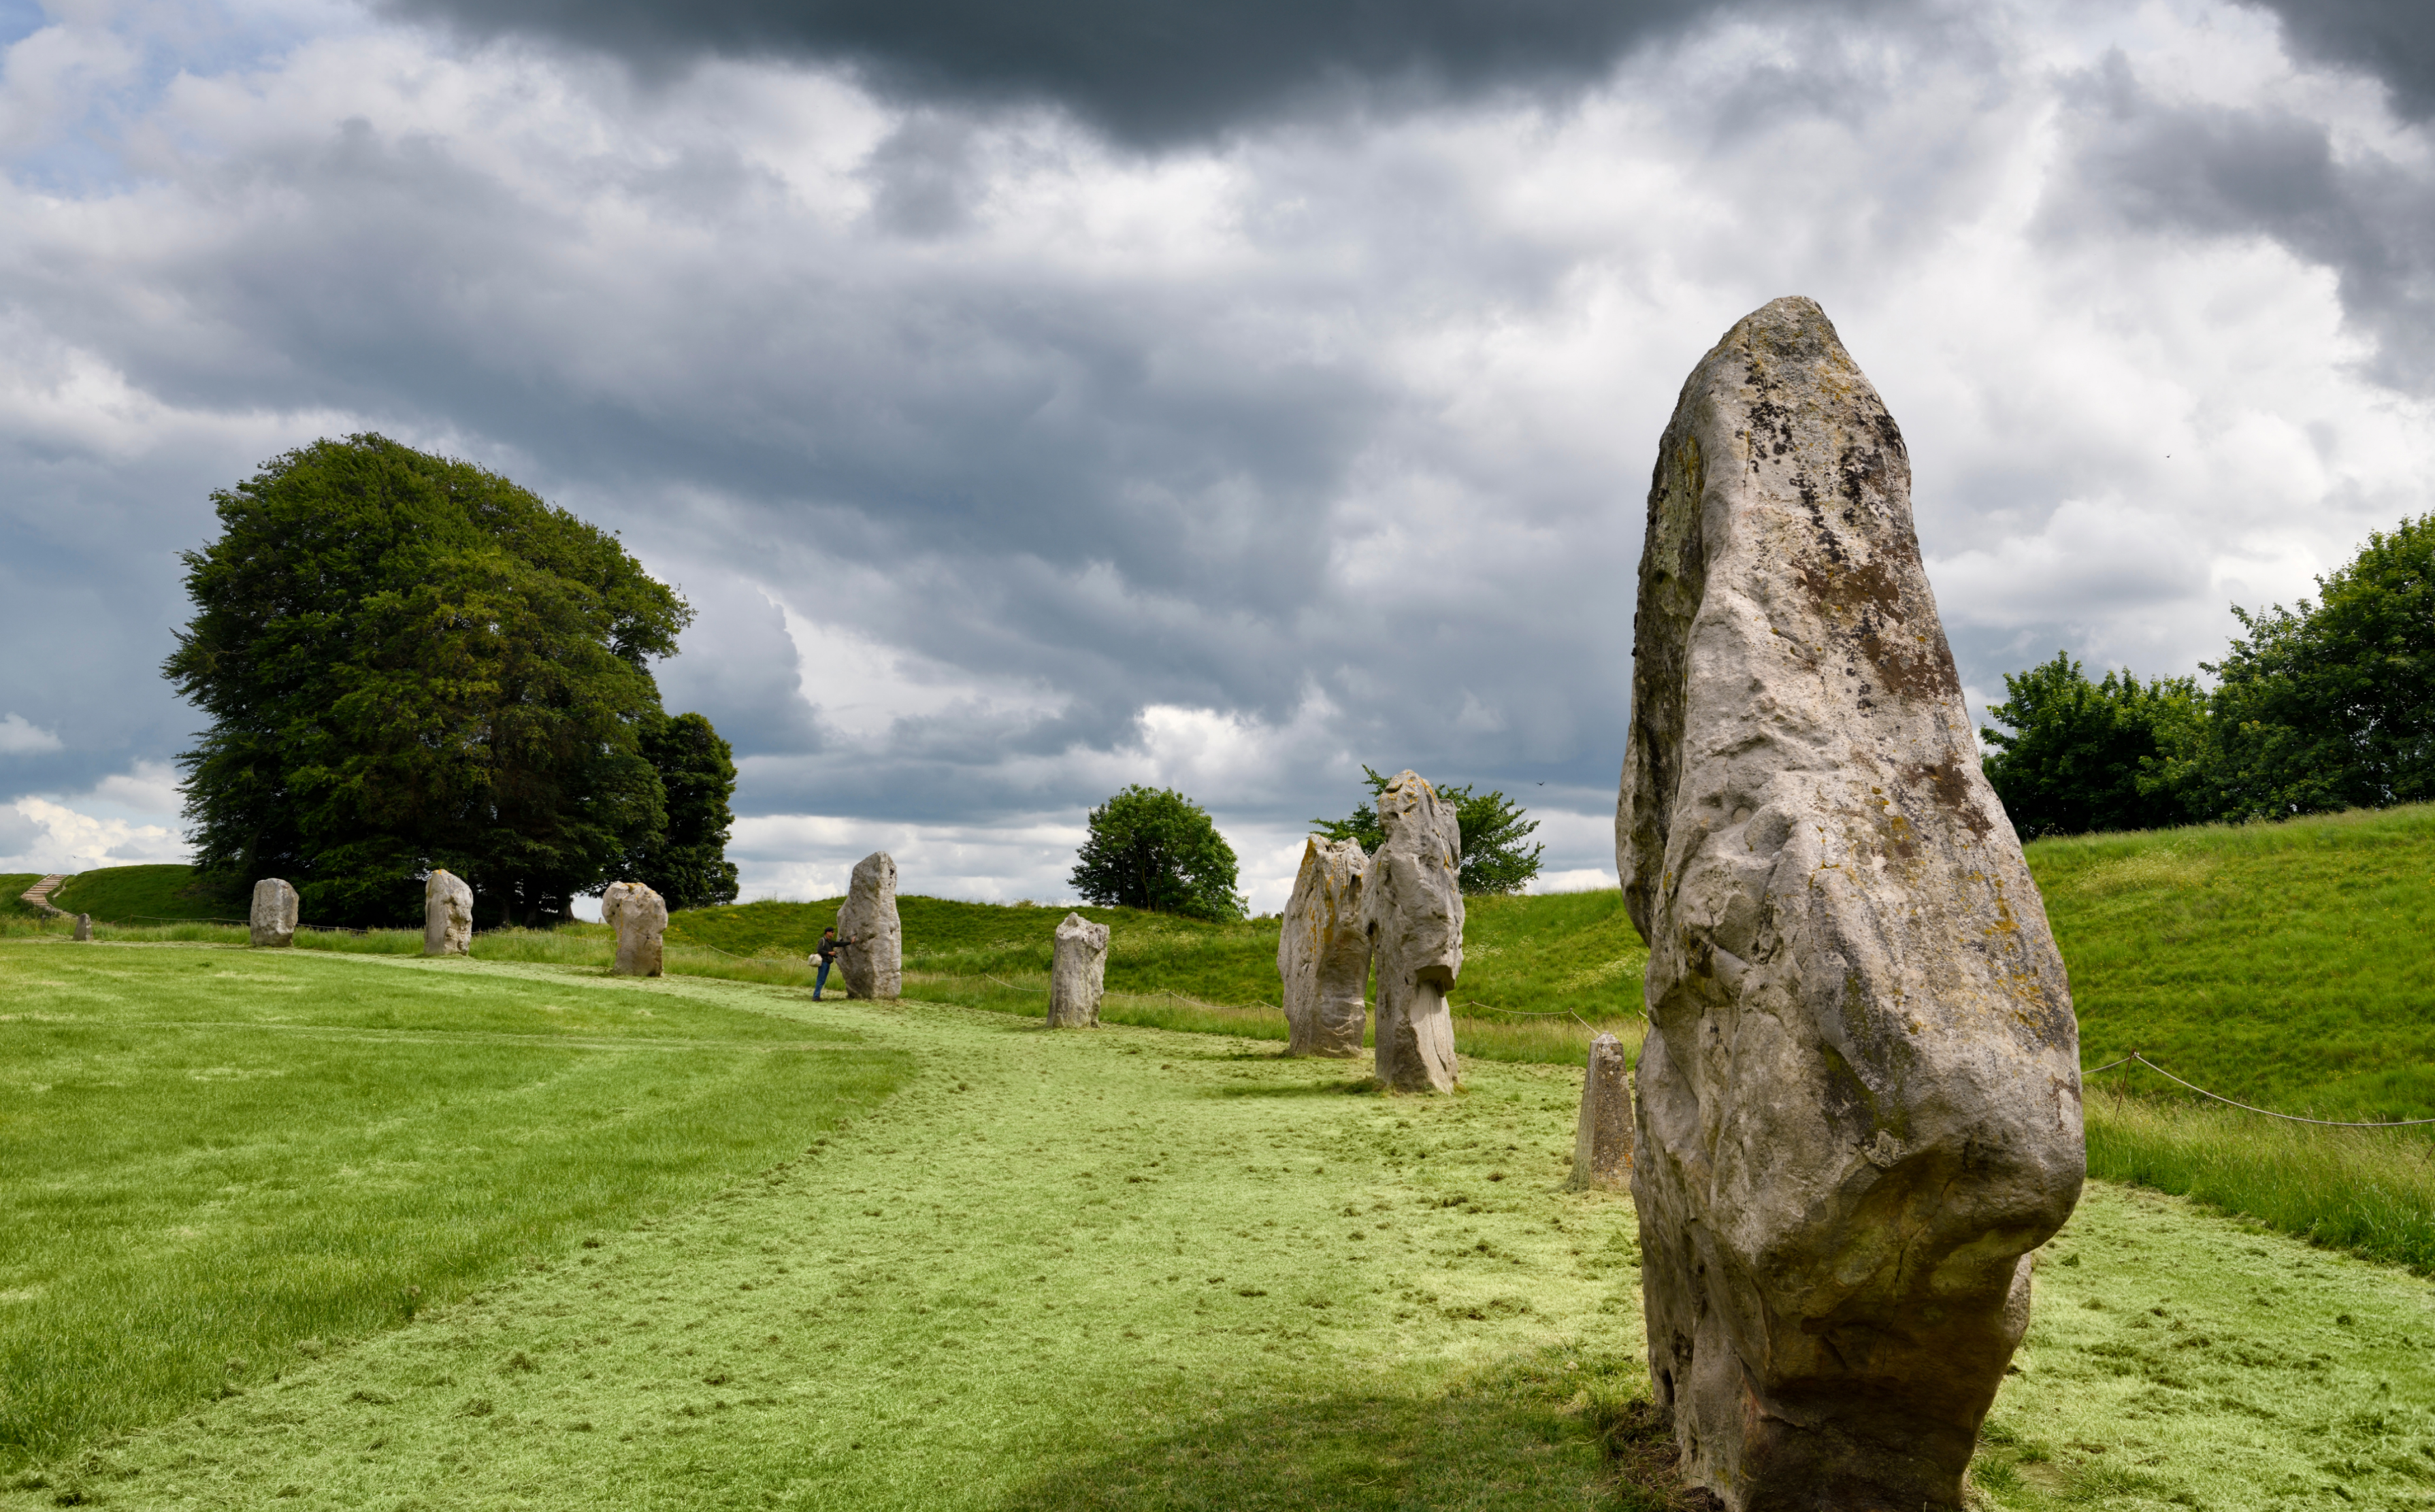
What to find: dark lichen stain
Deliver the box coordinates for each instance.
[1903,757,1993,840]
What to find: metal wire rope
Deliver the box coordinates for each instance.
[2085,1051,2435,1128]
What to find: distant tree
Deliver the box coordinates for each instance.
[1070,785,1244,921]
[1311,766,1543,894]
[163,434,729,927]
[2169,512,2435,821]
[627,711,740,910]
[1978,654,2202,838]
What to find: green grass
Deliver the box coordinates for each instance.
[2025,801,2435,1119]
[0,942,911,1470]
[0,876,45,921]
[44,864,242,925]
[5,953,2433,1511]
[670,886,1650,1023]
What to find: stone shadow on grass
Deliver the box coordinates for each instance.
[1206,1079,1379,1099]
[991,1345,1712,1511]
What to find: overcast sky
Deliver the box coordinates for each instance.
[4,0,2432,912]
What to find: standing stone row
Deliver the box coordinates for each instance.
[1274,770,1465,1094]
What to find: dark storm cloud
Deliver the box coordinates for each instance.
[2242,0,2435,121]
[376,0,1830,145]
[2049,51,2435,390]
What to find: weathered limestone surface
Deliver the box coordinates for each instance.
[1047,912,1110,1028]
[423,870,473,957]
[838,852,902,1000]
[1278,837,1371,1057]
[1361,771,1462,1094]
[72,914,91,942]
[1616,297,2084,1510]
[250,878,299,949]
[1570,1032,1633,1190]
[602,881,668,977]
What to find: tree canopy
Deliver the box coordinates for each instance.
[626,711,741,911]
[1068,785,1244,921]
[1311,766,1543,894]
[1978,654,2200,839]
[1981,511,2434,836]
[163,434,734,926]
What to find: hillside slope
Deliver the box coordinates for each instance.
[46,865,240,923]
[667,888,1650,1023]
[2023,801,2435,1119]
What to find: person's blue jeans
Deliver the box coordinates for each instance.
[814,959,832,998]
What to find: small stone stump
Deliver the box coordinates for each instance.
[1279,837,1371,1057]
[1362,770,1463,1093]
[1047,912,1109,1028]
[72,914,91,942]
[1570,1032,1633,1190]
[250,878,299,948]
[423,870,473,957]
[602,881,668,977]
[838,852,902,1000]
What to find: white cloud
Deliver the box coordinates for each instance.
[0,712,63,754]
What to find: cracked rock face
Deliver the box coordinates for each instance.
[1362,770,1462,1094]
[602,881,668,977]
[1279,837,1371,1057]
[249,878,299,948]
[1047,912,1110,1028]
[423,870,472,957]
[838,852,902,1000]
[1616,297,2084,1511]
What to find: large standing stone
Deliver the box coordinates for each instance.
[250,878,299,949]
[1617,297,2084,1510]
[1361,771,1462,1094]
[1047,912,1109,1028]
[837,852,902,1000]
[601,881,667,977]
[71,914,91,942]
[423,870,473,957]
[1570,1032,1633,1190]
[1278,837,1371,1057]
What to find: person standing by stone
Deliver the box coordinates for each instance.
[836,852,902,1000]
[1047,912,1109,1028]
[808,927,853,1001]
[1361,771,1463,1093]
[1617,296,2083,1511]
[1278,836,1371,1057]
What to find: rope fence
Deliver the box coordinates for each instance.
[2087,1051,2435,1128]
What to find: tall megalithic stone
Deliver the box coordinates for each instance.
[837,852,902,999]
[1361,771,1462,1093]
[423,870,473,956]
[601,881,667,977]
[72,914,92,942]
[1618,297,2083,1510]
[1278,837,1371,1057]
[1046,912,1109,1028]
[1570,1032,1633,1191]
[250,878,299,948]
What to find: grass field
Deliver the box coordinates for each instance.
[6,944,2434,1511]
[0,943,910,1472]
[44,864,240,924]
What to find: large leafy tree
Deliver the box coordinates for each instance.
[1978,653,2202,838]
[164,434,721,926]
[1311,766,1543,894]
[2170,513,2435,819]
[1069,785,1244,921]
[627,711,741,910]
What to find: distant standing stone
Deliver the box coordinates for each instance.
[1570,1033,1633,1190]
[838,852,902,999]
[423,870,473,957]
[71,913,91,942]
[601,881,668,977]
[250,878,299,949]
[1278,837,1371,1057]
[1047,912,1109,1028]
[1362,770,1463,1094]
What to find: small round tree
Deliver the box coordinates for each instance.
[1069,785,1244,921]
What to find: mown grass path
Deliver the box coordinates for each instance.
[10,955,2435,1509]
